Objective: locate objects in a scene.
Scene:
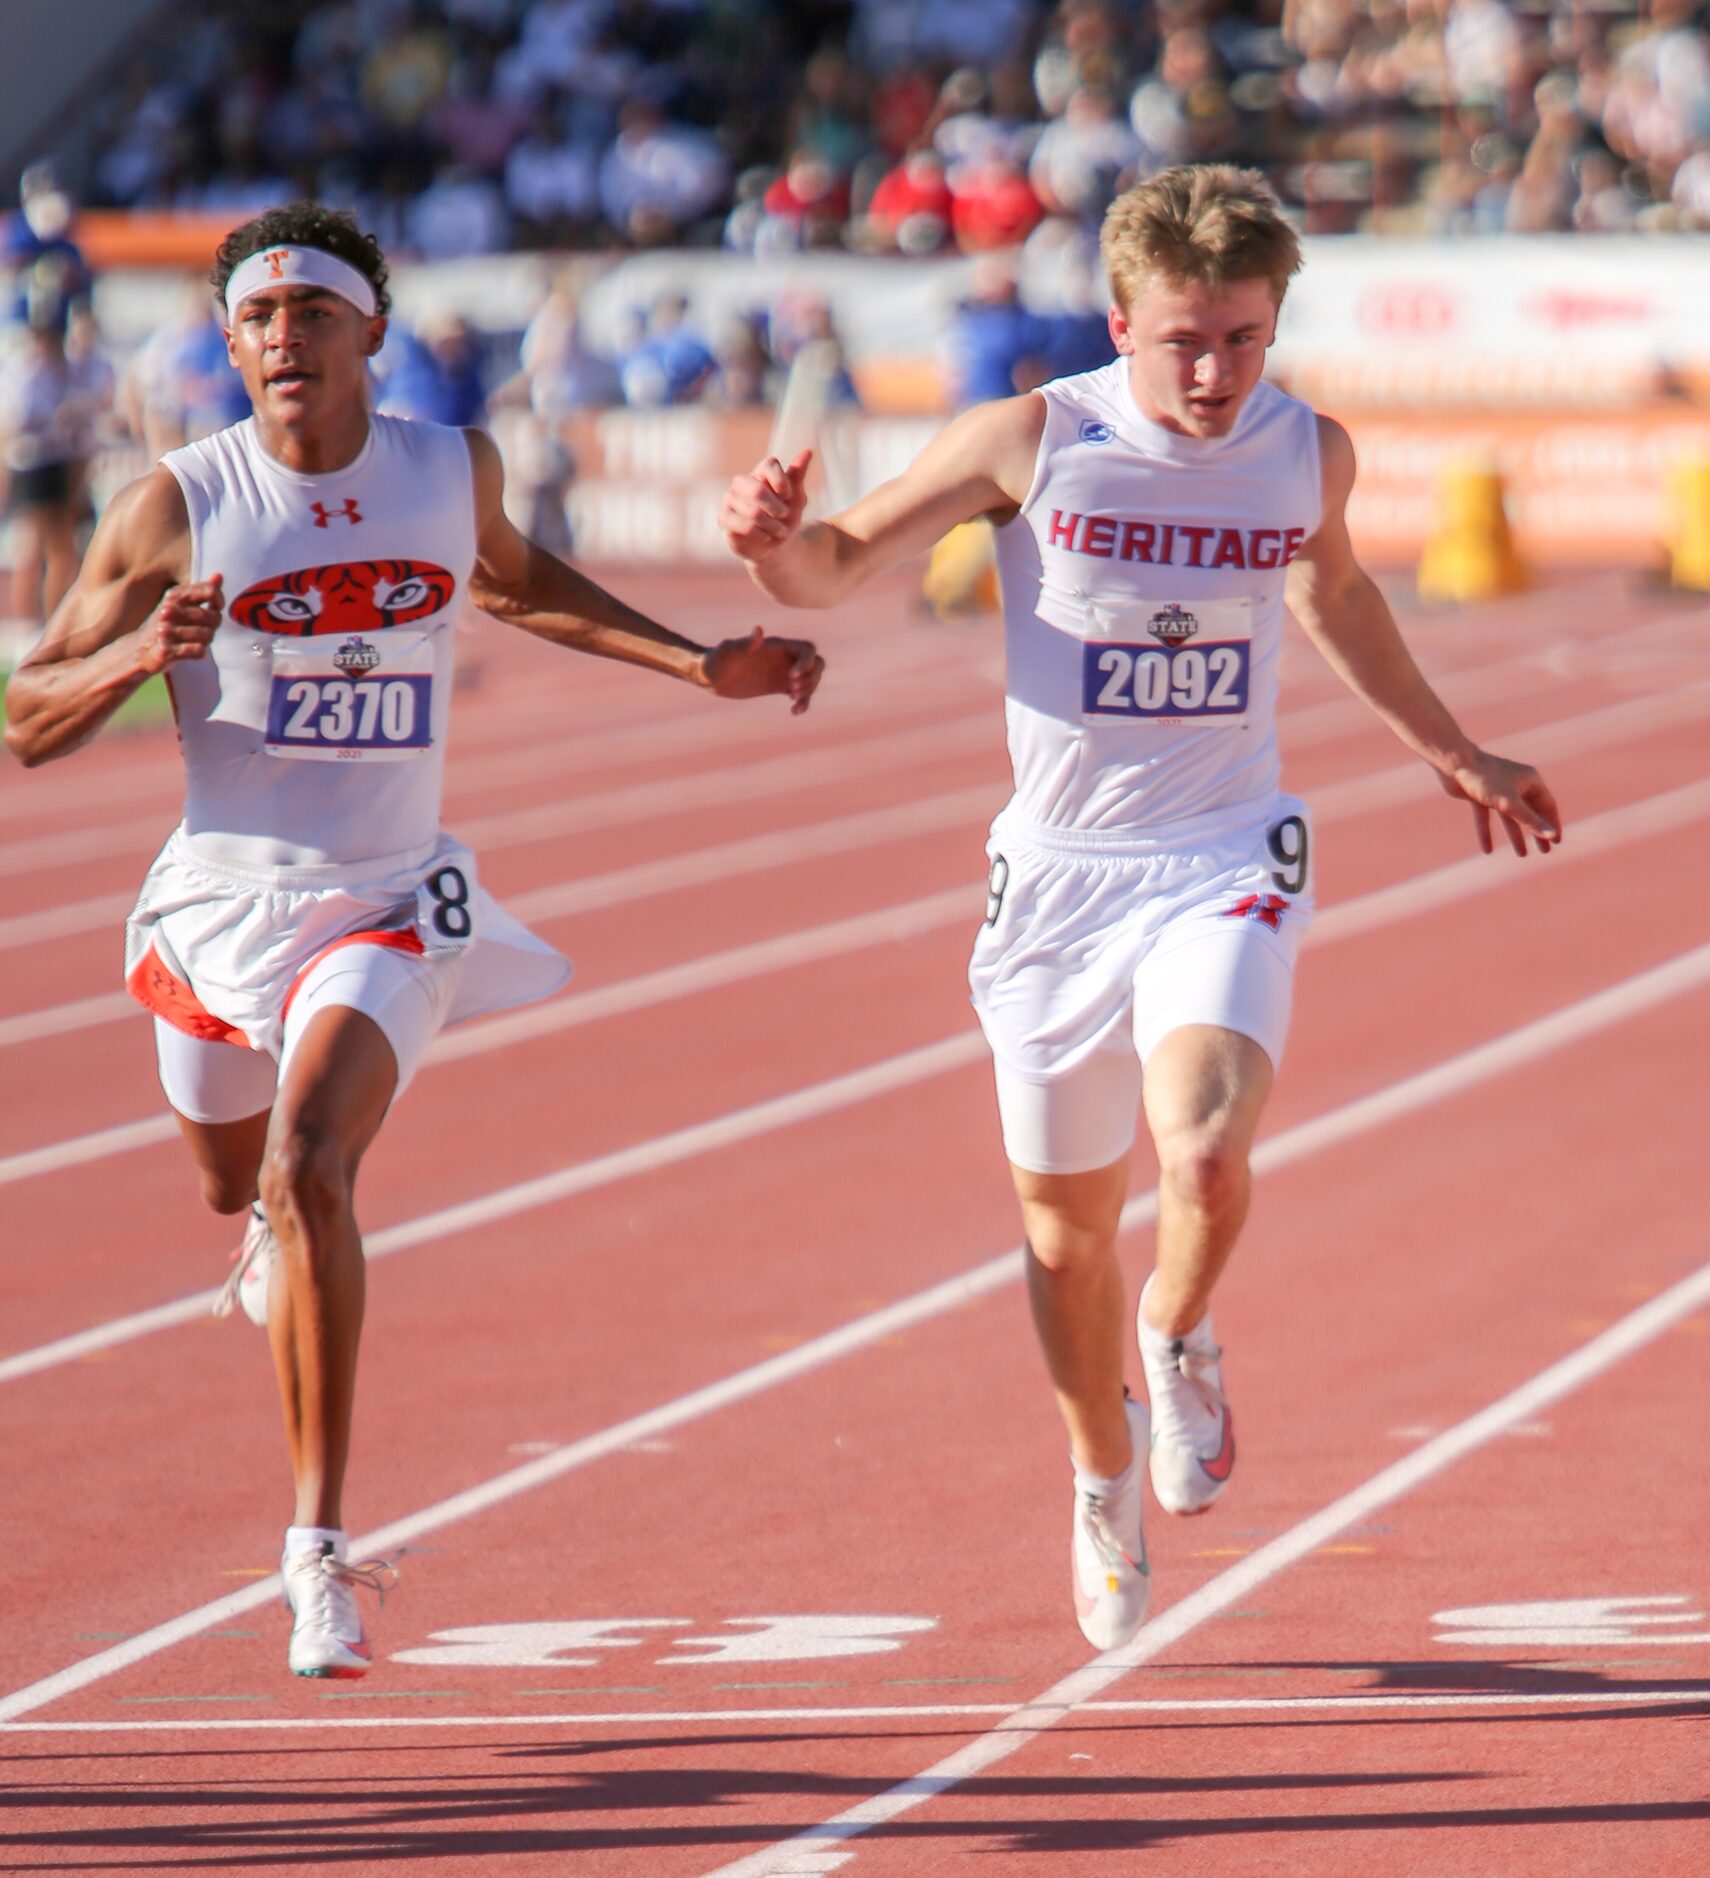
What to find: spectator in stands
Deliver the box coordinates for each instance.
[1031,85,1145,218]
[770,290,862,410]
[950,149,1046,251]
[0,296,110,631]
[2,164,92,322]
[618,293,716,406]
[123,284,251,457]
[497,270,622,419]
[753,149,852,254]
[376,313,489,426]
[505,100,600,244]
[938,256,1053,407]
[862,147,955,253]
[598,95,729,247]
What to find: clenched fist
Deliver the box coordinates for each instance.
[135,575,225,674]
[719,449,812,563]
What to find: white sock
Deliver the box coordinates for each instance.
[1138,1274,1211,1353]
[284,1525,346,1560]
[1073,1447,1138,1504]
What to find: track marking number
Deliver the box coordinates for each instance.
[1433,1595,1710,1646]
[393,1614,938,1668]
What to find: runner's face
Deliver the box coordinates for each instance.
[225,285,383,431]
[1110,276,1278,439]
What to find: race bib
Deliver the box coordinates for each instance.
[264,631,434,762]
[1080,597,1252,730]
[414,855,477,954]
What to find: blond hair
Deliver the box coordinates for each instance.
[1100,165,1301,312]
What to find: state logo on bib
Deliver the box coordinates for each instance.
[264,630,435,762]
[1079,596,1253,730]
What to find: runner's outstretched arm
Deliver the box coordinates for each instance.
[3,469,208,768]
[1286,417,1562,857]
[464,428,824,714]
[719,394,1041,609]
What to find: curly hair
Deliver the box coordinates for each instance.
[210,202,391,317]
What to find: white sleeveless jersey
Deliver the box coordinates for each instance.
[991,364,1321,838]
[161,414,477,869]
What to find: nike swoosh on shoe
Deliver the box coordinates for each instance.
[1198,1407,1236,1484]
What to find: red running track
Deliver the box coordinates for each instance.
[2,567,1708,1875]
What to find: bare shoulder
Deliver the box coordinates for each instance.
[86,466,190,580]
[461,425,507,519]
[911,391,1047,509]
[1314,412,1356,476]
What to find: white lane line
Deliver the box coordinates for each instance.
[0,720,999,953]
[3,1689,1703,1734]
[9,758,1707,1175]
[8,645,1706,961]
[0,1034,988,1382]
[697,1250,1710,1878]
[0,1113,179,1184]
[5,939,1708,1719]
[0,787,1000,1047]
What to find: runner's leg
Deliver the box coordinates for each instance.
[174,1112,270,1212]
[260,1004,396,1533]
[1137,1024,1273,1336]
[1013,1157,1133,1478]
[996,1039,1143,1479]
[153,1019,277,1212]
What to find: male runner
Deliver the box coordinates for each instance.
[5,204,824,1678]
[720,165,1558,1651]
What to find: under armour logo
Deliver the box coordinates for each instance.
[310,500,363,528]
[1224,893,1289,932]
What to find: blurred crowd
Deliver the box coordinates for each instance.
[58,0,1710,253]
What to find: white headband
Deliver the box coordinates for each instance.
[225,245,378,321]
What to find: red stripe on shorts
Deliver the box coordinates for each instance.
[280,928,426,1026]
[126,941,250,1046]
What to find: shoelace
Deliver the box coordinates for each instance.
[1079,1493,1142,1573]
[286,1550,400,1629]
[1148,1339,1225,1449]
[212,1217,273,1320]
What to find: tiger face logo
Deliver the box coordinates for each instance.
[229,559,455,636]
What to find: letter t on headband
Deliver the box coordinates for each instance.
[225,247,378,321]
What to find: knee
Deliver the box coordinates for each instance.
[199,1169,259,1216]
[1025,1213,1115,1277]
[1157,1126,1247,1216]
[260,1123,350,1242]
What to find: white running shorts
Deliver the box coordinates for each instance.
[969,795,1313,1175]
[127,826,571,1125]
[153,938,458,1123]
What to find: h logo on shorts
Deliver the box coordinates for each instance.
[311,499,363,528]
[1224,893,1289,932]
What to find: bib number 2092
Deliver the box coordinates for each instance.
[1266,814,1309,896]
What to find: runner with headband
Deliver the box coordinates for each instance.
[5,202,825,1680]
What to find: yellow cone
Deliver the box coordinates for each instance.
[923,519,999,618]
[1416,456,1528,603]
[1668,453,1710,590]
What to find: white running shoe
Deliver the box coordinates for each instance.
[282,1543,396,1679]
[1138,1289,1235,1517]
[213,1205,275,1328]
[1069,1396,1152,1651]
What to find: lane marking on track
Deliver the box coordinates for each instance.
[6,648,1706,959]
[3,1688,1706,1734]
[0,698,1006,878]
[4,939,1709,1717]
[0,713,999,952]
[698,1250,1710,1878]
[17,750,1710,1056]
[7,759,1710,1178]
